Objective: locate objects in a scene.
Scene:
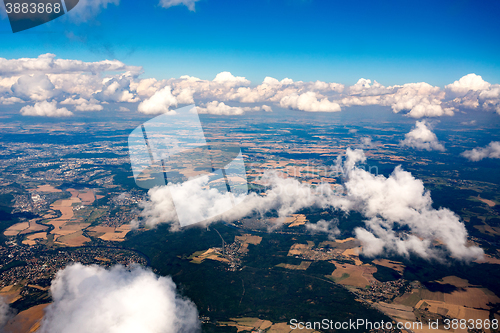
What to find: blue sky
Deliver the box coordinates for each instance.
[1,0,499,86]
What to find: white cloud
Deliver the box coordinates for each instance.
[339,149,482,260]
[20,101,73,117]
[0,54,141,76]
[384,82,453,118]
[39,264,200,333]
[305,219,340,240]
[138,86,178,114]
[138,148,480,261]
[159,0,201,11]
[118,106,130,112]
[61,97,103,111]
[0,297,13,330]
[11,74,57,101]
[94,77,138,103]
[446,73,491,95]
[196,101,269,115]
[212,71,250,87]
[461,141,500,161]
[64,0,120,22]
[400,121,445,151]
[0,96,23,105]
[358,136,375,149]
[280,92,341,112]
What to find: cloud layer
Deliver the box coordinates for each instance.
[39,264,200,333]
[1,54,499,118]
[138,149,482,261]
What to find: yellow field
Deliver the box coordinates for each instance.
[235,234,262,245]
[342,247,363,266]
[276,261,311,270]
[30,185,61,193]
[87,224,131,242]
[4,222,30,236]
[288,242,315,256]
[0,284,23,304]
[476,195,496,207]
[372,259,405,274]
[3,303,49,333]
[22,232,48,246]
[331,263,377,288]
[55,230,90,247]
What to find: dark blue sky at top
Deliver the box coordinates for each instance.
[0,0,499,86]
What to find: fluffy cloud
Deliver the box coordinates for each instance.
[61,97,103,111]
[196,101,271,115]
[159,0,201,11]
[0,297,13,330]
[305,219,340,240]
[400,121,445,151]
[20,101,73,117]
[212,71,250,87]
[94,77,138,103]
[39,264,200,333]
[461,141,500,161]
[0,54,141,76]
[0,96,23,105]
[446,73,491,95]
[11,74,57,101]
[341,149,482,260]
[138,86,178,114]
[280,92,341,112]
[63,0,120,22]
[138,149,480,260]
[384,83,453,118]
[349,78,392,96]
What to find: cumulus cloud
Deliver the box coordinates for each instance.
[0,53,141,76]
[159,0,201,11]
[358,136,375,149]
[461,141,500,161]
[138,86,178,114]
[305,219,340,240]
[94,77,138,103]
[138,171,351,230]
[138,148,480,261]
[0,96,23,105]
[39,264,200,333]
[0,297,14,330]
[20,101,73,117]
[11,74,57,101]
[341,149,482,260]
[280,91,341,112]
[61,97,103,111]
[212,71,250,87]
[400,121,445,151]
[196,101,270,115]
[384,82,453,118]
[446,73,491,95]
